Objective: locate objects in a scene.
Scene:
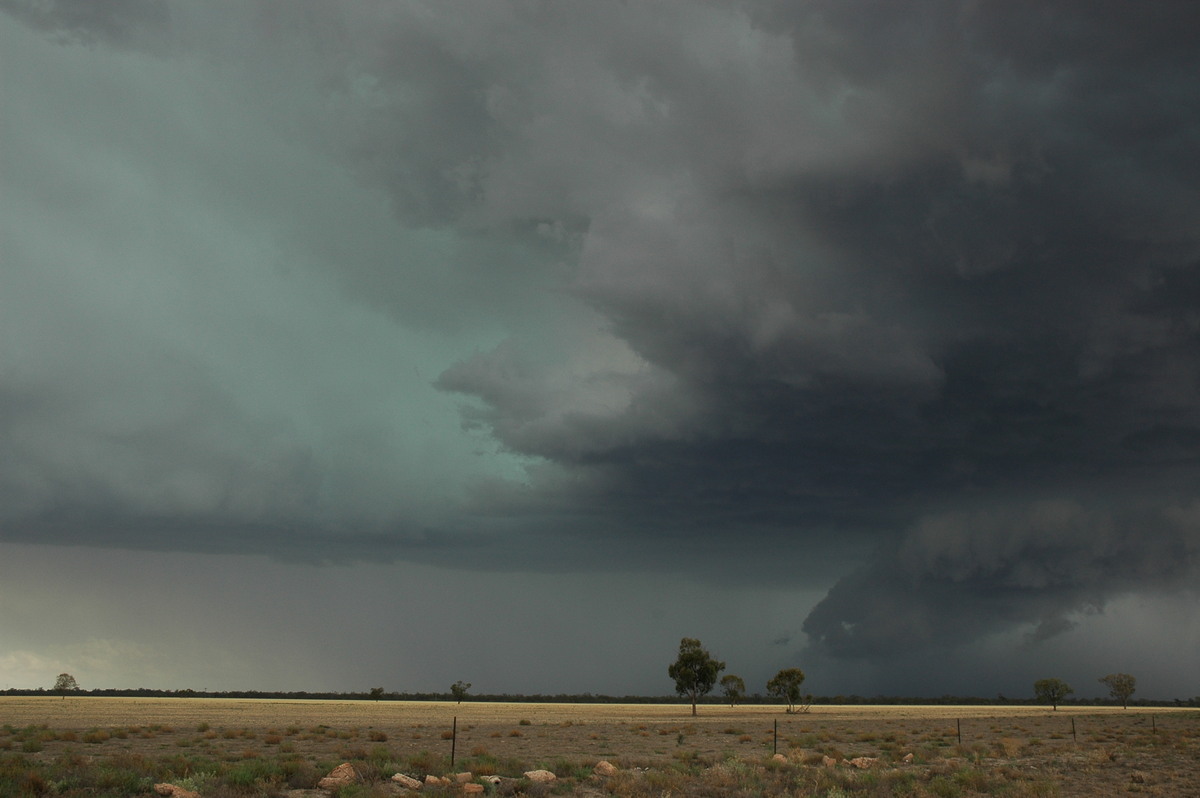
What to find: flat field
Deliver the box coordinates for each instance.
[2,698,1197,796]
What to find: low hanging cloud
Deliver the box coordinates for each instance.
[803,500,1200,657]
[3,0,1200,671]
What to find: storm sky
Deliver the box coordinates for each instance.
[2,0,1199,699]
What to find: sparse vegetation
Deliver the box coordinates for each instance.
[1,697,1197,796]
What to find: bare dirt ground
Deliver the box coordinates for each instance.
[2,698,1197,796]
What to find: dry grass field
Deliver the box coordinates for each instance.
[2,697,1197,796]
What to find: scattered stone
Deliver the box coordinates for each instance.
[902,753,914,764]
[482,775,504,785]
[462,785,485,794]
[593,760,618,777]
[154,784,200,798]
[1130,771,1147,784]
[425,775,451,787]
[849,756,880,769]
[821,756,838,768]
[771,753,788,764]
[318,763,359,790]
[391,773,423,789]
[454,772,474,784]
[524,769,557,783]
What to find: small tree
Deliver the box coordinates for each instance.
[1034,678,1073,710]
[53,673,79,699]
[668,637,725,716]
[720,674,746,707]
[1099,673,1136,709]
[369,687,385,702]
[767,668,807,713]
[450,680,471,703]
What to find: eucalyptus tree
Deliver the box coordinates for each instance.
[668,637,725,716]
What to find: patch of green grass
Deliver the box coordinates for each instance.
[928,774,963,798]
[405,750,449,777]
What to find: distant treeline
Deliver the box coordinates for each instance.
[5,687,1198,707]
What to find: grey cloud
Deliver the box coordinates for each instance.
[425,1,1200,654]
[1024,616,1079,647]
[4,0,1200,689]
[436,338,702,464]
[803,499,1200,658]
[0,0,170,51]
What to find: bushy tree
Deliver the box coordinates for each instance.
[767,668,807,713]
[668,637,725,716]
[1034,677,1073,710]
[1099,673,1136,709]
[53,673,79,698]
[450,680,471,703]
[720,674,746,707]
[369,687,385,702]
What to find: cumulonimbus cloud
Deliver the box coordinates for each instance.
[4,0,1200,663]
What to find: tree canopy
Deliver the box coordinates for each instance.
[1033,678,1073,710]
[52,673,79,697]
[720,674,746,707]
[1099,673,1136,709]
[767,668,807,713]
[667,637,725,716]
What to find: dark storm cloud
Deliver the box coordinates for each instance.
[430,1,1200,653]
[803,499,1200,657]
[4,0,1200,673]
